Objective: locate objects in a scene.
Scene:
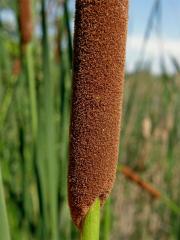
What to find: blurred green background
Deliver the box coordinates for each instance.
[0,0,180,239]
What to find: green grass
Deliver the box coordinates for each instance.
[0,166,11,240]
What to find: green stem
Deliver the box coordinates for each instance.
[40,0,58,238]
[101,198,111,240]
[81,199,100,240]
[25,43,38,140]
[0,166,11,240]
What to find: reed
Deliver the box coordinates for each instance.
[57,11,72,238]
[18,0,37,139]
[18,1,40,234]
[68,0,129,237]
[38,0,58,238]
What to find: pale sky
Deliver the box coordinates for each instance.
[126,0,180,73]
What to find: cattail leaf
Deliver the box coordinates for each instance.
[0,166,11,240]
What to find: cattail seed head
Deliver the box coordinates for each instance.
[68,0,129,229]
[19,0,33,46]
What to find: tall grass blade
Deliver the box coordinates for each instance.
[40,0,58,238]
[24,43,38,140]
[0,166,11,240]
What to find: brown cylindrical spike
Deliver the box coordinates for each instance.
[19,0,33,46]
[68,0,129,229]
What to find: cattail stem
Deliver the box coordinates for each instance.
[40,0,58,238]
[101,198,111,240]
[80,199,100,240]
[18,0,38,141]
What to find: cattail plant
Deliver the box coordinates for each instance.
[18,0,33,48]
[18,0,38,139]
[68,0,129,238]
[17,0,40,234]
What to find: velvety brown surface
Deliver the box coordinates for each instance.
[68,0,129,229]
[19,0,33,45]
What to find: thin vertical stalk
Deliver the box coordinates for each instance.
[57,13,71,204]
[41,0,58,238]
[24,43,38,140]
[0,166,11,240]
[64,0,73,67]
[101,198,111,240]
[56,13,72,239]
[80,199,100,240]
[26,77,45,238]
[18,0,41,232]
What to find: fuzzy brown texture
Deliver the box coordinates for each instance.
[68,0,129,229]
[121,166,161,199]
[19,0,33,45]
